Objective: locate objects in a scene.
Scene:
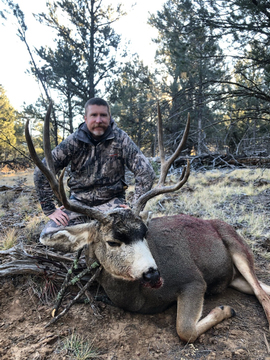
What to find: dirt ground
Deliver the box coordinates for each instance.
[1,278,270,360]
[1,169,270,359]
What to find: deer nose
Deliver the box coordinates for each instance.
[143,267,160,285]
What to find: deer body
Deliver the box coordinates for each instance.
[43,210,270,342]
[92,213,270,342]
[26,103,270,343]
[97,214,235,314]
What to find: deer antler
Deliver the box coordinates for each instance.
[25,102,109,223]
[133,103,190,216]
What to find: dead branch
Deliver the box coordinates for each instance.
[0,158,33,171]
[0,245,78,279]
[174,154,270,170]
[52,248,84,316]
[45,263,103,328]
[0,185,31,193]
[0,260,47,277]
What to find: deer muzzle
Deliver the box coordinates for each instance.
[141,267,163,289]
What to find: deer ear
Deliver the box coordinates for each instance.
[40,222,98,252]
[140,211,153,226]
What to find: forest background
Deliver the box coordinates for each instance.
[0,0,270,166]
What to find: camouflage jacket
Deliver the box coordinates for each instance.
[34,120,155,215]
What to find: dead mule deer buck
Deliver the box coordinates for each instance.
[25,103,270,343]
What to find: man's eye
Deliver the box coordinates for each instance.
[107,241,121,247]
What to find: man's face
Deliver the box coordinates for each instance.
[84,104,110,138]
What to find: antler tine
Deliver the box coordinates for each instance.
[158,103,190,186]
[25,117,59,199]
[157,102,165,166]
[133,104,191,216]
[43,101,56,176]
[133,161,190,216]
[57,170,108,222]
[25,104,108,223]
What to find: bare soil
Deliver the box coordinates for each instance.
[1,169,270,360]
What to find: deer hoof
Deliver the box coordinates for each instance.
[219,305,236,317]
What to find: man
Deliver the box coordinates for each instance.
[34,97,155,231]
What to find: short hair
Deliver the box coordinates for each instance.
[84,98,111,116]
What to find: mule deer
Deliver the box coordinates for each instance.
[25,103,270,343]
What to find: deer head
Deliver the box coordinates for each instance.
[25,102,190,286]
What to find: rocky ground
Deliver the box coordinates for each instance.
[1,168,270,359]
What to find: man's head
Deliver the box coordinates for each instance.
[84,98,111,139]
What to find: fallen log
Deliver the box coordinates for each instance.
[0,245,80,279]
[0,259,47,277]
[174,154,270,170]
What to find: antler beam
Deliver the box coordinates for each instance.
[133,103,190,215]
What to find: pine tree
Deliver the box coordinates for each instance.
[149,0,227,155]
[0,85,17,160]
[36,0,125,102]
[201,0,270,154]
[109,58,158,154]
[36,40,82,135]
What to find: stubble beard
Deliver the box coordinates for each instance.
[91,125,107,138]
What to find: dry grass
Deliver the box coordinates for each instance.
[143,167,270,254]
[15,195,33,214]
[0,190,17,207]
[0,168,34,187]
[0,228,18,250]
[58,332,100,359]
[24,213,48,242]
[25,213,47,230]
[0,167,269,256]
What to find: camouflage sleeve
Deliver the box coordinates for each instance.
[34,164,56,215]
[123,134,156,203]
[33,134,76,216]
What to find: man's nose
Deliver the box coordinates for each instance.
[95,116,102,123]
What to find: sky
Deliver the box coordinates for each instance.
[0,0,164,111]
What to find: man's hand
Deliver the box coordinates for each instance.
[48,206,70,226]
[119,204,130,209]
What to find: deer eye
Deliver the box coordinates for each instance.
[107,241,121,247]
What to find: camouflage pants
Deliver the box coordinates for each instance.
[40,197,125,239]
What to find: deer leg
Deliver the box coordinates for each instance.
[230,276,254,294]
[259,282,270,295]
[176,283,235,343]
[195,305,235,339]
[230,276,270,296]
[232,253,270,328]
[176,285,204,343]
